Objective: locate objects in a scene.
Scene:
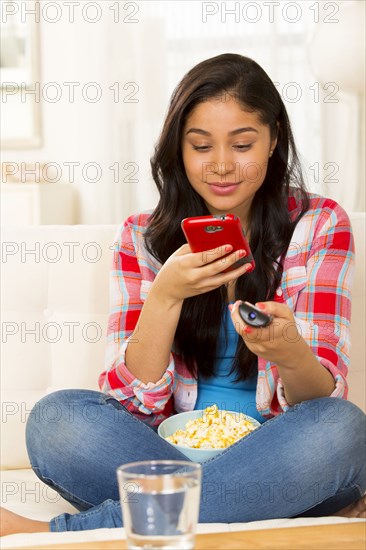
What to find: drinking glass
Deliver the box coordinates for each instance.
[117,460,202,550]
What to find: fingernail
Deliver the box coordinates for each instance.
[238,250,246,258]
[256,302,266,309]
[231,300,241,312]
[243,325,253,334]
[245,263,254,272]
[228,304,233,312]
[225,244,233,252]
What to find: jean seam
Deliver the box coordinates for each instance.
[31,465,94,510]
[293,482,364,517]
[64,498,120,521]
[101,394,170,438]
[51,515,65,532]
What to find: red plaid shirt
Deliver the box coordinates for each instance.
[99,191,355,426]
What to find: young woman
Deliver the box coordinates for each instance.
[2,53,365,535]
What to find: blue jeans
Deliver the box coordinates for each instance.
[25,390,366,531]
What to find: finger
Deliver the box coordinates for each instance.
[229,300,249,328]
[173,244,195,256]
[194,244,235,265]
[254,300,292,320]
[207,253,253,281]
[229,301,261,339]
[212,248,250,274]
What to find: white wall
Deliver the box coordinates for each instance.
[308,0,365,213]
[2,4,122,223]
[2,1,365,224]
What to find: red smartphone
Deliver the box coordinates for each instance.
[181,214,255,272]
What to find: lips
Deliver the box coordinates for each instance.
[208,182,239,186]
[207,182,241,195]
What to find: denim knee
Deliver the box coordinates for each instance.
[294,397,366,490]
[25,389,103,470]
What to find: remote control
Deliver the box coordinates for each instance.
[238,301,273,328]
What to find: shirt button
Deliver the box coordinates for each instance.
[276,288,283,296]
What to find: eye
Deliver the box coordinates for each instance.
[233,144,252,151]
[192,145,211,151]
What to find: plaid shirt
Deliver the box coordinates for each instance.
[99,192,355,426]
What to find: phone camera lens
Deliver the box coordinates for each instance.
[248,312,257,320]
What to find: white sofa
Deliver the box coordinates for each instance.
[1,215,365,547]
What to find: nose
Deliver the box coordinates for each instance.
[217,161,235,176]
[215,161,236,176]
[211,145,237,177]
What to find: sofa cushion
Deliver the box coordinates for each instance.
[1,225,118,469]
[1,390,46,470]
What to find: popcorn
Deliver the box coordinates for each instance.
[165,405,258,450]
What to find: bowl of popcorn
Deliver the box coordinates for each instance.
[158,404,261,462]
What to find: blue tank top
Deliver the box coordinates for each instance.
[194,306,266,424]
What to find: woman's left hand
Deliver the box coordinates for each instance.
[229,300,308,369]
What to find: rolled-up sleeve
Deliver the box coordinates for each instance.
[274,202,355,412]
[98,216,175,420]
[256,200,355,418]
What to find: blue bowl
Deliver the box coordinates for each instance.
[158,409,260,463]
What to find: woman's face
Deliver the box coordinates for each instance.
[181,96,277,225]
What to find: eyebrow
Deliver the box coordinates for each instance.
[185,127,258,136]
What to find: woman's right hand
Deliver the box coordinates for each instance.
[151,244,253,305]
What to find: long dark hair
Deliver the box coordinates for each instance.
[145,53,309,380]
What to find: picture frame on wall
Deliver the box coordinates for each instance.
[1,11,42,149]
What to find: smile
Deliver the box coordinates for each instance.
[207,182,241,195]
